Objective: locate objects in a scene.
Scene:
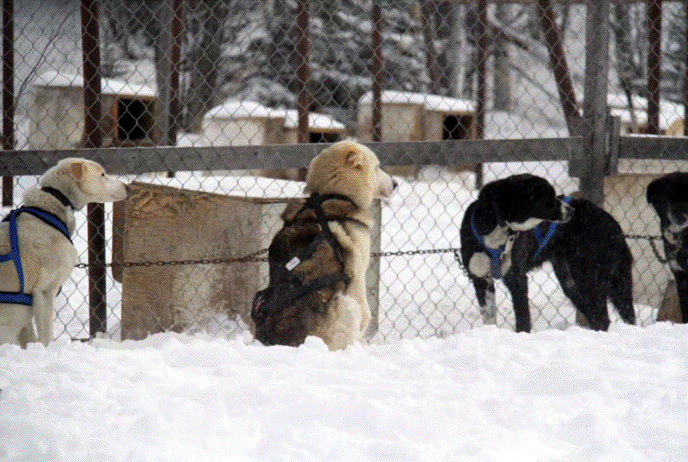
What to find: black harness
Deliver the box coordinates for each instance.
[251,193,359,321]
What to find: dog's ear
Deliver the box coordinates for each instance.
[69,161,86,181]
[345,149,365,170]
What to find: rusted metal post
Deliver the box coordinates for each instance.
[647,0,662,135]
[169,0,183,146]
[2,0,14,206]
[81,0,107,338]
[372,2,383,143]
[474,0,487,189]
[537,0,579,135]
[685,0,688,136]
[159,0,183,147]
[296,0,311,145]
[295,0,311,180]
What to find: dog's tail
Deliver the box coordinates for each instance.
[609,237,636,325]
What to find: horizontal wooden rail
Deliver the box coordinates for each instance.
[0,138,583,176]
[1,135,685,178]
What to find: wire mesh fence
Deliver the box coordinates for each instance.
[3,1,687,343]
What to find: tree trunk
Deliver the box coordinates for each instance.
[613,4,638,131]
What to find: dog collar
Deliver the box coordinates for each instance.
[41,187,75,210]
[532,195,573,259]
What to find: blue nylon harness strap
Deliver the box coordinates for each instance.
[470,212,506,279]
[471,195,573,280]
[532,196,573,259]
[0,207,72,306]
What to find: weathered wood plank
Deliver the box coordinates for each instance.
[618,136,688,160]
[120,182,262,340]
[0,138,583,175]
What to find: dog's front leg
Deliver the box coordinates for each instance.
[33,291,55,346]
[18,321,37,348]
[472,277,497,325]
[503,272,531,332]
[674,271,688,323]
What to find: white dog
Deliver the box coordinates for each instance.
[0,158,128,347]
[251,140,396,350]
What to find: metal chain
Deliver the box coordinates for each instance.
[74,248,270,269]
[625,234,667,264]
[74,236,666,270]
[371,247,460,258]
[75,247,464,269]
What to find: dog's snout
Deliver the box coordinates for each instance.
[392,179,399,190]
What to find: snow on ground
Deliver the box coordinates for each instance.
[1,323,686,462]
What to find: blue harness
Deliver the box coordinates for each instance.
[471,195,572,279]
[0,207,72,305]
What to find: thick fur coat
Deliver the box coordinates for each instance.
[460,174,635,332]
[251,140,395,350]
[0,158,128,347]
[647,172,688,323]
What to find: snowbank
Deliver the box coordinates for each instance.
[1,323,686,461]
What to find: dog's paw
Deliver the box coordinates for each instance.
[469,252,491,278]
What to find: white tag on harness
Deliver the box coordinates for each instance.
[286,257,301,271]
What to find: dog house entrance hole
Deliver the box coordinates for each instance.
[442,115,472,140]
[310,132,341,143]
[118,98,153,142]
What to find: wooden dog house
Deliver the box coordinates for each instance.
[357,90,476,142]
[280,109,346,144]
[28,71,159,149]
[202,102,346,147]
[357,90,477,175]
[201,100,286,146]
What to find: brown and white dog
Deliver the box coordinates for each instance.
[0,158,128,347]
[251,140,395,350]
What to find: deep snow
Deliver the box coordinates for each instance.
[1,323,687,462]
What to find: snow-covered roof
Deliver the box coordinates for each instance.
[204,100,283,120]
[607,93,683,130]
[280,109,345,131]
[359,90,475,113]
[205,103,344,130]
[32,71,156,98]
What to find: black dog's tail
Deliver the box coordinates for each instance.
[609,237,636,325]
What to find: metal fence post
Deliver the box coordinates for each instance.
[81,0,107,338]
[647,0,662,135]
[2,0,13,206]
[371,2,383,143]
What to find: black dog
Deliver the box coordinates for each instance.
[460,174,636,332]
[647,172,688,323]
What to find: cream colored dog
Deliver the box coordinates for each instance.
[251,140,396,350]
[0,158,128,348]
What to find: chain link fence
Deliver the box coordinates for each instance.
[3,0,687,343]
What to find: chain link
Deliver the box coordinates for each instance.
[76,237,668,270]
[75,247,465,269]
[74,248,270,269]
[626,234,667,264]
